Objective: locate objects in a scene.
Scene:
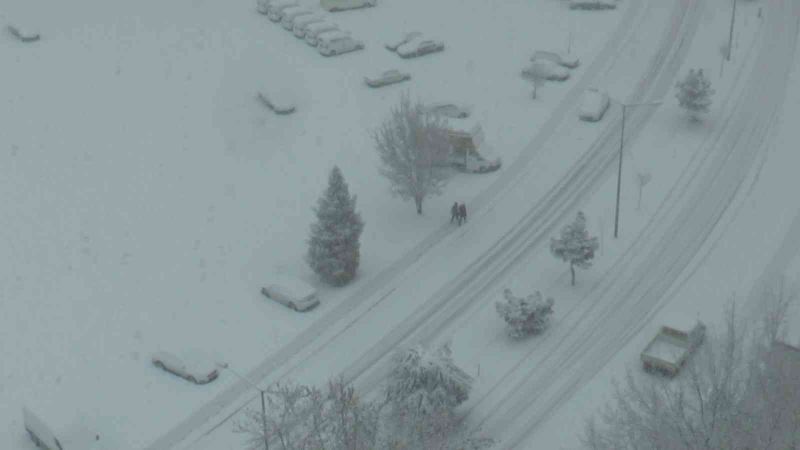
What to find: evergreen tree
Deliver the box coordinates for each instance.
[675,68,714,120]
[550,211,599,286]
[306,166,364,286]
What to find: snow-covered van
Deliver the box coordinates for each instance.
[304,22,340,46]
[320,0,376,12]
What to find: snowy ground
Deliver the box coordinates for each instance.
[0,0,623,448]
[180,0,800,448]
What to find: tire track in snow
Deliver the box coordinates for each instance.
[483,1,800,446]
[149,0,697,447]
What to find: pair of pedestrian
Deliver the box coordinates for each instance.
[450,202,467,226]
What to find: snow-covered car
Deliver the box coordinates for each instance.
[318,33,364,56]
[266,0,299,21]
[531,50,580,69]
[321,0,377,11]
[7,24,40,43]
[569,0,617,10]
[424,102,471,119]
[292,14,324,38]
[521,59,570,81]
[151,350,220,384]
[261,276,320,311]
[578,88,611,121]
[256,0,271,14]
[258,90,296,114]
[396,39,444,58]
[384,31,422,51]
[305,22,340,46]
[364,69,411,88]
[280,7,314,30]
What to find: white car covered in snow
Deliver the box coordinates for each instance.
[317,32,364,56]
[258,89,297,114]
[280,7,314,30]
[522,59,570,81]
[531,50,580,69]
[7,24,40,42]
[267,0,300,21]
[569,0,617,9]
[578,88,611,121]
[292,14,325,38]
[424,102,471,119]
[305,22,340,46]
[261,276,320,311]
[256,0,271,14]
[364,69,411,88]
[396,39,444,58]
[384,31,422,51]
[321,0,377,12]
[152,350,221,384]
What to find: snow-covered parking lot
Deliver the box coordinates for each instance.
[0,0,622,447]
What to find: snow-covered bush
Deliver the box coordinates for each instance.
[550,211,598,286]
[495,288,554,338]
[306,166,364,286]
[373,93,452,215]
[385,342,472,414]
[583,281,800,450]
[675,68,714,121]
[383,343,492,449]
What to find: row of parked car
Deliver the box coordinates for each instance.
[257,0,364,56]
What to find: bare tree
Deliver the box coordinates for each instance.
[373,93,453,215]
[582,279,799,450]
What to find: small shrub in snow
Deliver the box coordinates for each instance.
[496,288,554,338]
[550,211,599,286]
[675,68,714,121]
[306,166,364,286]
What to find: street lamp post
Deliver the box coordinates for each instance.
[218,363,269,450]
[610,98,663,238]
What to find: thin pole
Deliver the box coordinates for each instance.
[614,104,625,239]
[727,0,737,61]
[261,390,269,450]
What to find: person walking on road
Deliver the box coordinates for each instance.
[458,203,467,225]
[450,202,459,223]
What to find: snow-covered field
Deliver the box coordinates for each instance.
[3,0,799,448]
[1,0,622,448]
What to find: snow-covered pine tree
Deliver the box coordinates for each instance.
[385,342,472,415]
[383,342,477,449]
[495,288,554,338]
[550,211,599,286]
[306,166,365,286]
[675,68,714,121]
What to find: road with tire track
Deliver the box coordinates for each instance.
[166,0,707,447]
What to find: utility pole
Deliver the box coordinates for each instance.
[219,363,269,450]
[727,0,737,61]
[614,104,625,239]
[610,99,663,238]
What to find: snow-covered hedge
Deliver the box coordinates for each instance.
[495,288,554,338]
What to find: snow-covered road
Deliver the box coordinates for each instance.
[169,0,709,448]
[485,0,800,446]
